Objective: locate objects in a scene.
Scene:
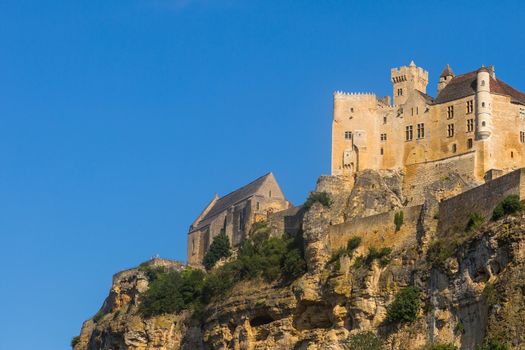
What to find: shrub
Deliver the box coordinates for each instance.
[476,340,509,350]
[92,310,105,323]
[305,191,332,209]
[139,265,168,282]
[203,230,231,270]
[71,336,81,348]
[344,331,382,350]
[366,246,392,267]
[422,344,457,350]
[386,286,420,323]
[466,212,485,231]
[139,269,205,318]
[347,237,362,252]
[394,211,404,231]
[492,195,522,221]
[327,237,362,268]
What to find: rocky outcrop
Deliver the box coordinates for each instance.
[75,172,525,350]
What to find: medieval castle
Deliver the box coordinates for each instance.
[187,62,525,268]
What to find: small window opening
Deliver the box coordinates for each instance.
[452,144,457,153]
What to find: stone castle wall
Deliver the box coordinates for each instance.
[437,168,525,236]
[403,151,477,204]
[327,204,423,251]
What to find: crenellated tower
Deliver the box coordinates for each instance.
[391,61,428,106]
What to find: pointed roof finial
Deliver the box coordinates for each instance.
[409,60,416,67]
[440,64,454,78]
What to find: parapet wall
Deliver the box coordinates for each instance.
[327,204,423,251]
[437,168,525,235]
[404,151,477,205]
[267,205,305,236]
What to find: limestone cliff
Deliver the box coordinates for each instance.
[74,171,525,350]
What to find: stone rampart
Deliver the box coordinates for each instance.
[327,204,423,251]
[437,168,525,235]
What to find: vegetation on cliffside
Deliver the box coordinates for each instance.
[139,224,307,318]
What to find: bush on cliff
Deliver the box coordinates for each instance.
[71,336,80,348]
[466,212,485,231]
[304,191,332,209]
[344,331,382,350]
[492,195,522,221]
[203,230,231,270]
[422,344,457,350]
[386,286,420,323]
[328,237,362,267]
[476,340,509,350]
[394,211,404,231]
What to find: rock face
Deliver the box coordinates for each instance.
[75,171,525,350]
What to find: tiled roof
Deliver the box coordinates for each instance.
[434,71,477,104]
[440,64,454,77]
[200,173,272,222]
[435,68,525,105]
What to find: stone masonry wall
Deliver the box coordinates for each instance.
[437,168,525,236]
[327,204,423,252]
[404,151,478,205]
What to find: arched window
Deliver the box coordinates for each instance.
[481,80,485,86]
[482,121,486,127]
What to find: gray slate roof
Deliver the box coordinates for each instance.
[200,173,272,222]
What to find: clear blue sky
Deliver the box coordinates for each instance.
[1,0,524,349]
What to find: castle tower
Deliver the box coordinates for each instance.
[391,61,429,106]
[476,67,492,140]
[437,64,454,94]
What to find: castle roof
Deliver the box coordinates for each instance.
[434,68,525,105]
[416,90,434,104]
[440,64,454,78]
[199,172,275,222]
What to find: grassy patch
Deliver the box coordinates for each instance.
[394,211,404,231]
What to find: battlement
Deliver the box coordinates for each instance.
[333,91,377,103]
[390,66,429,81]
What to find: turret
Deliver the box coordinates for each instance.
[391,60,429,106]
[437,64,454,94]
[476,66,492,140]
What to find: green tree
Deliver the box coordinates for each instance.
[386,286,420,323]
[203,230,231,270]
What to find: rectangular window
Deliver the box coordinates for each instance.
[411,107,414,116]
[520,108,525,120]
[447,105,454,119]
[405,125,413,141]
[397,88,403,96]
[417,123,425,139]
[256,202,260,210]
[520,131,525,143]
[380,133,387,141]
[467,100,474,114]
[452,144,457,153]
[447,123,455,137]
[467,138,473,149]
[467,119,474,132]
[345,131,352,140]
[383,116,387,124]
[416,107,419,115]
[380,147,384,155]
